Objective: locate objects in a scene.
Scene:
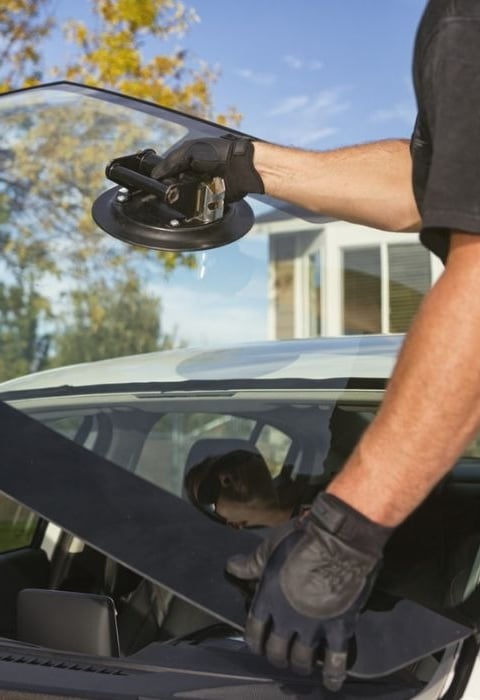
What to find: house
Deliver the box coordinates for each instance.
[251,208,443,340]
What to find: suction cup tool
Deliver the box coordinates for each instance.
[91,148,254,252]
[92,185,254,252]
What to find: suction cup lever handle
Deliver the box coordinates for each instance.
[107,163,179,204]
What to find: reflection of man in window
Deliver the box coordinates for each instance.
[185,450,306,529]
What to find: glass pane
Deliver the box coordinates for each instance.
[41,415,86,440]
[270,234,295,339]
[0,494,38,552]
[135,412,255,494]
[255,425,292,476]
[308,251,322,336]
[343,247,381,334]
[388,244,431,333]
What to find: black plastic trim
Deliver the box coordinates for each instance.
[0,377,387,402]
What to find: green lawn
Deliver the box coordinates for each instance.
[0,522,36,552]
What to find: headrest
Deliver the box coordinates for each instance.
[185,438,261,475]
[183,438,262,515]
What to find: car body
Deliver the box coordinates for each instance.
[0,82,480,699]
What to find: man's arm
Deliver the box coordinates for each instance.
[328,231,480,526]
[253,139,421,233]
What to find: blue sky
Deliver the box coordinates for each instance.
[45,1,426,148]
[183,0,426,147]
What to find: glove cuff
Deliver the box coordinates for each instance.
[310,492,393,559]
[223,136,265,199]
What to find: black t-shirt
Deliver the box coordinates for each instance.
[412,0,480,262]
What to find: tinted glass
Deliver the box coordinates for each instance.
[0,493,38,552]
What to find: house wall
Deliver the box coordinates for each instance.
[253,216,443,340]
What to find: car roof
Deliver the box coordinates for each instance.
[0,335,403,395]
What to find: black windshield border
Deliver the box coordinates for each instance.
[0,377,387,402]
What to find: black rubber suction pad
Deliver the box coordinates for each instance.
[92,185,255,252]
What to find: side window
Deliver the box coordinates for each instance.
[343,247,381,334]
[0,493,39,552]
[40,415,89,441]
[255,425,292,477]
[135,413,255,495]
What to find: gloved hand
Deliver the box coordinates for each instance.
[226,493,392,691]
[150,136,264,203]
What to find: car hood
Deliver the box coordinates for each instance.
[0,335,402,396]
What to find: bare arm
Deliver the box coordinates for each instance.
[327,231,480,526]
[253,139,421,233]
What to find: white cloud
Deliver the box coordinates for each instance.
[283,55,324,71]
[294,127,338,146]
[306,89,350,116]
[274,125,338,147]
[370,102,416,125]
[284,54,303,69]
[265,86,349,146]
[268,95,310,116]
[236,68,276,86]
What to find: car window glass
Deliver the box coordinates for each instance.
[40,415,85,440]
[254,425,292,477]
[0,493,39,552]
[135,412,255,494]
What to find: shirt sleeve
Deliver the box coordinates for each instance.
[420,18,480,235]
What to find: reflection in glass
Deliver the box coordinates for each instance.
[343,247,381,334]
[308,250,322,336]
[388,243,431,332]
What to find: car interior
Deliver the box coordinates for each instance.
[0,395,480,690]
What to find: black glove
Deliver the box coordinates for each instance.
[151,136,264,203]
[226,493,392,691]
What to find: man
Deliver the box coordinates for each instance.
[185,449,310,528]
[153,0,480,689]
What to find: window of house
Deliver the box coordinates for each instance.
[343,247,382,334]
[270,234,295,340]
[341,243,431,335]
[308,251,322,336]
[388,243,431,332]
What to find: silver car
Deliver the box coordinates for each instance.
[0,82,478,699]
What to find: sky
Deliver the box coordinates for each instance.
[44,0,427,149]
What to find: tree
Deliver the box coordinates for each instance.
[0,1,237,380]
[0,0,53,93]
[0,278,52,379]
[54,273,172,365]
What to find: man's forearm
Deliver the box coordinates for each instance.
[253,139,421,233]
[327,232,480,526]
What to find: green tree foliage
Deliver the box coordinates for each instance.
[0,0,53,92]
[54,274,169,365]
[0,279,52,379]
[0,0,237,380]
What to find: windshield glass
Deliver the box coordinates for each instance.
[0,83,437,379]
[1,85,477,679]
